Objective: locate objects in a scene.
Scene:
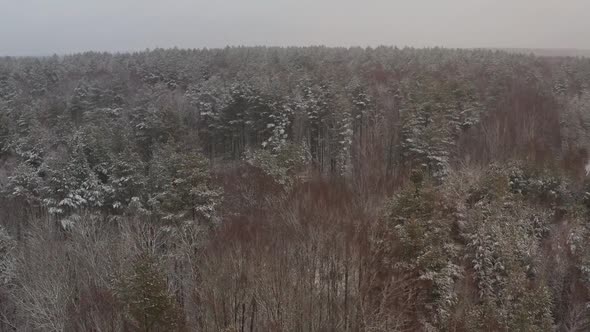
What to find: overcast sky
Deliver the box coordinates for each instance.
[1,0,589,56]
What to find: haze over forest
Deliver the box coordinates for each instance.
[2,0,590,55]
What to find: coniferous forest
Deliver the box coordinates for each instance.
[1,47,590,331]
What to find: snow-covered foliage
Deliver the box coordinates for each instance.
[148,144,222,224]
[376,163,571,331]
[399,82,484,180]
[245,142,310,188]
[1,47,590,330]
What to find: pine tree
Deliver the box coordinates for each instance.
[114,253,181,331]
[148,143,221,224]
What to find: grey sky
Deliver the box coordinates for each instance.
[1,0,589,55]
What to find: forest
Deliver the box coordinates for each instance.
[0,46,590,331]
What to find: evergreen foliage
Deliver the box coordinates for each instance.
[0,47,589,330]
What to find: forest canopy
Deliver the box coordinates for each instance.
[0,47,590,331]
